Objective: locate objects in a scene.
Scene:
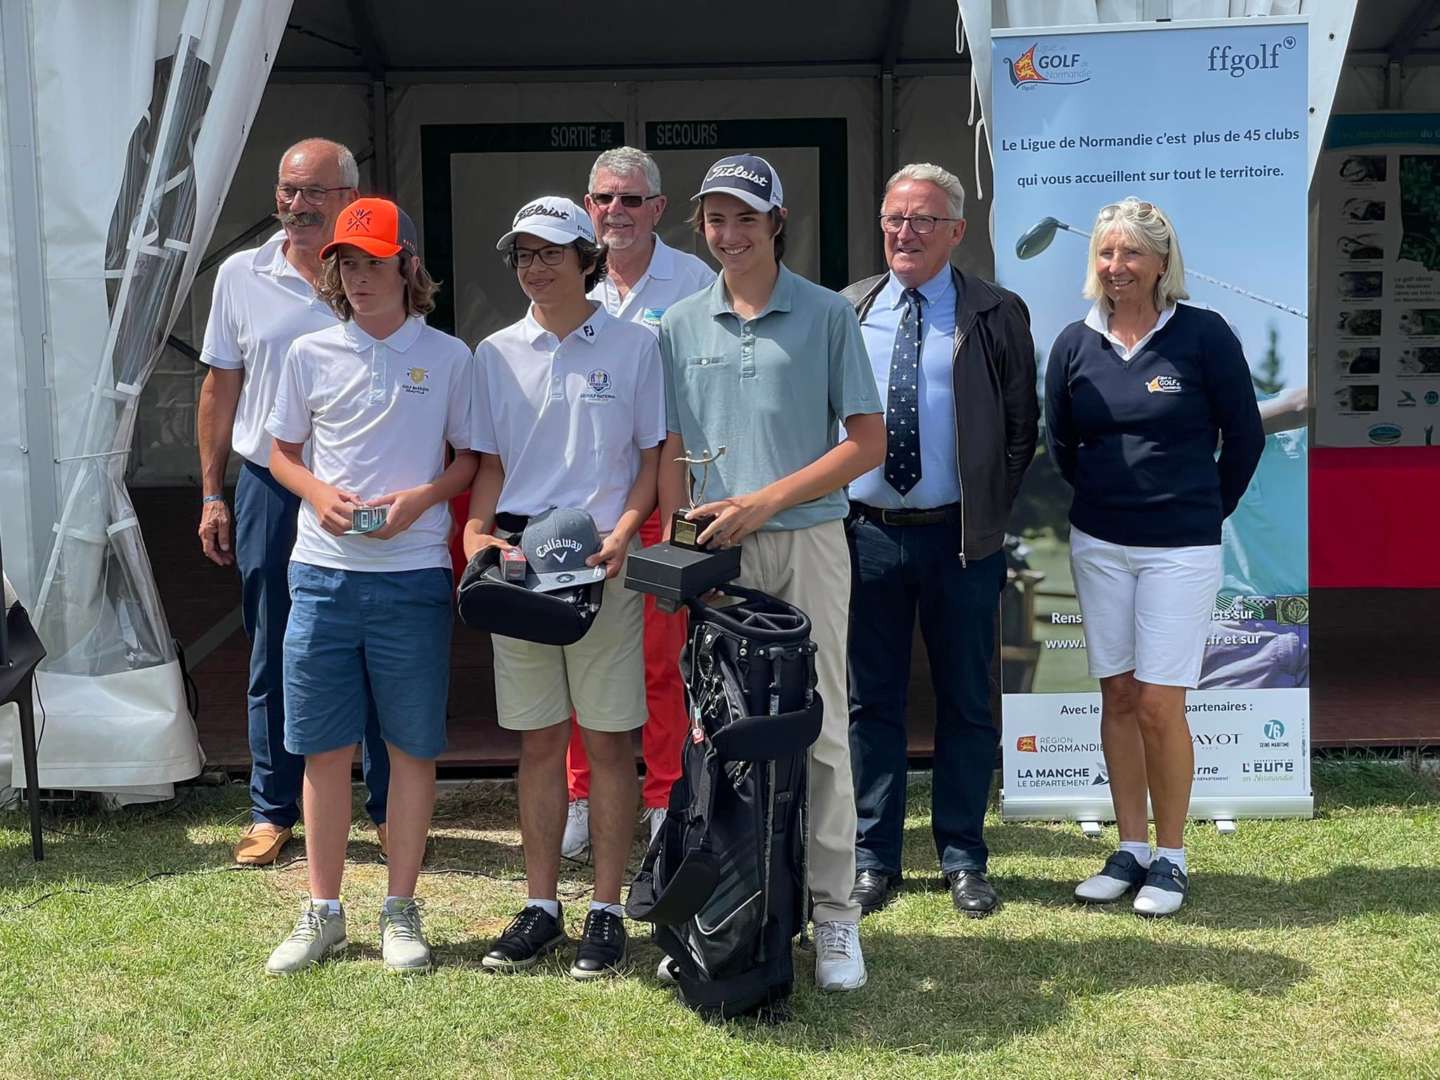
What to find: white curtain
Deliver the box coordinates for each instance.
[0,0,290,797]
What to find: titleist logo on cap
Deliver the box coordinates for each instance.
[705,163,770,188]
[517,202,569,222]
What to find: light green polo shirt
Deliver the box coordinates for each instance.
[659,263,882,531]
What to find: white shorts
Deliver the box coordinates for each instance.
[1069,526,1222,688]
[491,566,646,733]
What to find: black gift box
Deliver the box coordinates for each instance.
[624,541,742,611]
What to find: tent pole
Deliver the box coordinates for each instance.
[0,0,61,593]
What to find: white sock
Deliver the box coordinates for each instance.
[312,898,341,914]
[1155,846,1186,874]
[590,900,623,918]
[527,898,560,918]
[1119,841,1153,868]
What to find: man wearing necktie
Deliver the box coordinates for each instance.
[841,163,1038,918]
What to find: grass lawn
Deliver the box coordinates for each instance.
[3,760,1439,1079]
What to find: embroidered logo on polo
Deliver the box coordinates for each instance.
[1145,374,1182,394]
[401,366,430,396]
[581,367,615,403]
[344,207,373,232]
[642,307,665,327]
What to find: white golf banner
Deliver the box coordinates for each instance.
[990,19,1313,822]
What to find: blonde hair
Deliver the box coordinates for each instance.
[317,250,440,321]
[1082,197,1188,311]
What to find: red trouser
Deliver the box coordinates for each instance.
[567,509,687,808]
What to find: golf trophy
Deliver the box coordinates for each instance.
[670,446,725,550]
[625,446,742,611]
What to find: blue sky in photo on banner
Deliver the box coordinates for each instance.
[991,22,1309,391]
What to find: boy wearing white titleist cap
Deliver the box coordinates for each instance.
[658,155,885,992]
[263,198,477,976]
[465,196,664,980]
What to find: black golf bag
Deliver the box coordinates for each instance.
[625,585,822,1020]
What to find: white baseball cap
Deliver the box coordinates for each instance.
[496,196,596,251]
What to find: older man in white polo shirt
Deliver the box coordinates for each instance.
[466,196,663,980]
[555,148,716,860]
[196,138,391,867]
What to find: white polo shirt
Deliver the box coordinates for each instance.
[471,304,665,531]
[266,317,472,573]
[201,231,336,467]
[588,235,715,333]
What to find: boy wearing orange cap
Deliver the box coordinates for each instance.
[262,198,476,976]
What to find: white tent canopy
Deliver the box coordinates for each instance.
[0,0,288,798]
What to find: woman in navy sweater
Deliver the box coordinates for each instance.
[1044,197,1263,916]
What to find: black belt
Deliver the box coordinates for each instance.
[851,501,959,527]
[494,512,530,535]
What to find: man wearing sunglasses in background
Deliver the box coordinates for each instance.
[551,149,716,862]
[197,138,392,868]
[841,163,1037,921]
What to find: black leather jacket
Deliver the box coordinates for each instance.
[842,267,1039,564]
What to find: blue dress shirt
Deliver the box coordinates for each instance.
[849,266,962,509]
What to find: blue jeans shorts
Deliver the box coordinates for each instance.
[283,562,453,761]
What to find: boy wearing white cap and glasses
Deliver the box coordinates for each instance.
[657,155,885,992]
[464,196,664,980]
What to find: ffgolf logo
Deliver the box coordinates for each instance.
[1207,37,1297,79]
[1005,43,1091,88]
[1368,422,1403,445]
[1146,375,1183,394]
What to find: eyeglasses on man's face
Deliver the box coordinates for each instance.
[590,192,661,209]
[879,214,960,235]
[509,245,569,269]
[275,183,351,207]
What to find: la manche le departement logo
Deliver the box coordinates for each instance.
[1006,43,1092,88]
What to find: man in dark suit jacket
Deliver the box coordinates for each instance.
[841,163,1038,918]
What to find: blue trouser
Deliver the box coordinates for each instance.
[234,461,390,828]
[847,514,1005,876]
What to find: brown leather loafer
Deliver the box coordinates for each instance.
[376,822,388,861]
[233,823,293,866]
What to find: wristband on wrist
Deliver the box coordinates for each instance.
[202,494,225,504]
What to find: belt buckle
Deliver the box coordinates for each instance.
[879,508,902,527]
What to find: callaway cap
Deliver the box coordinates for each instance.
[320,197,419,260]
[521,507,608,594]
[692,154,785,212]
[496,196,596,251]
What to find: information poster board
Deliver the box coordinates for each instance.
[1315,113,1440,447]
[991,19,1312,822]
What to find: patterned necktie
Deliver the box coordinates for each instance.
[884,288,924,496]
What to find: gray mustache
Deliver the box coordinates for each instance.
[276,210,323,227]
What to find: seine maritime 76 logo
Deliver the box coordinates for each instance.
[1005,43,1091,88]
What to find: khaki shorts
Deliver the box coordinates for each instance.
[491,568,646,732]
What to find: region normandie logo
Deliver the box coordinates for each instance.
[1006,45,1046,86]
[1016,735,1038,753]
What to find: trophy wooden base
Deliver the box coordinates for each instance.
[670,509,718,551]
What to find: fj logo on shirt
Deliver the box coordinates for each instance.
[1145,375,1182,394]
[583,323,595,338]
[402,367,430,396]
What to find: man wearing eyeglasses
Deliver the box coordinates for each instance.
[197,138,391,867]
[550,149,716,862]
[841,163,1038,920]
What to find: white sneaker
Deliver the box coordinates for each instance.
[1133,857,1189,917]
[656,955,678,983]
[561,798,590,861]
[642,806,665,844]
[814,920,867,992]
[380,897,433,974]
[1074,850,1149,904]
[265,900,348,976]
